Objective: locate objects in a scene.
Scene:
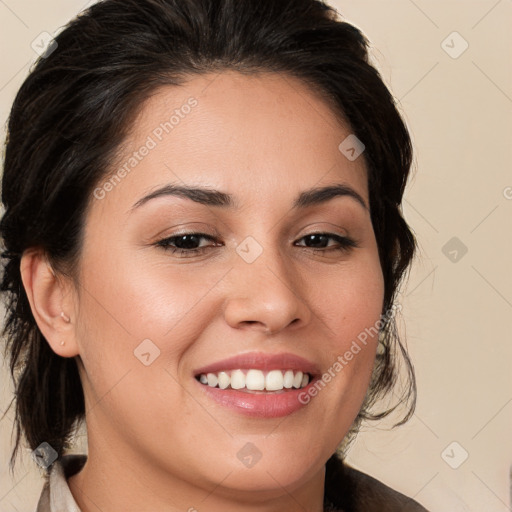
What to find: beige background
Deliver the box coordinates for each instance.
[1,1,511,511]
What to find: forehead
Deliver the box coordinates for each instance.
[99,71,369,212]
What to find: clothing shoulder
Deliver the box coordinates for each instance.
[344,464,429,511]
[35,454,86,512]
[325,455,430,512]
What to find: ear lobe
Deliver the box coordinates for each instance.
[20,249,79,357]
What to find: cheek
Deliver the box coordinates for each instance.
[73,254,226,377]
[307,254,384,413]
[72,259,210,435]
[317,254,384,346]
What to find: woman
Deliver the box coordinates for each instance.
[1,0,426,510]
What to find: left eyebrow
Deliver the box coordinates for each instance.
[293,183,368,211]
[130,182,368,212]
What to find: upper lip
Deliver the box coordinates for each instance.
[194,352,320,377]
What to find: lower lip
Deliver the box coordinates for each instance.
[196,379,317,418]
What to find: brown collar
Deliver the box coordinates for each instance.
[324,454,429,511]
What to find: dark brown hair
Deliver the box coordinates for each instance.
[1,0,416,469]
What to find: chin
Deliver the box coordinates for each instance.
[209,443,326,494]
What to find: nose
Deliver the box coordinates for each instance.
[223,246,312,335]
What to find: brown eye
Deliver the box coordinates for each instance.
[295,233,358,252]
[156,233,221,256]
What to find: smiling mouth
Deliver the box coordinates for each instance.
[196,369,312,392]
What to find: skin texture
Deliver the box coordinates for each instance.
[21,71,385,512]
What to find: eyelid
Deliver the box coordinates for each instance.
[151,224,220,241]
[298,221,350,236]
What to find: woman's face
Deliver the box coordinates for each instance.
[69,71,384,501]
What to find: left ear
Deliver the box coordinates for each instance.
[20,248,80,358]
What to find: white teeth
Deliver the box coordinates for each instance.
[246,369,265,390]
[265,370,284,391]
[218,371,230,389]
[230,369,245,390]
[283,370,294,389]
[198,369,311,391]
[207,373,218,387]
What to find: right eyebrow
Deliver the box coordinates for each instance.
[131,184,235,210]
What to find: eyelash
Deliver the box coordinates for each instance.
[155,232,358,257]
